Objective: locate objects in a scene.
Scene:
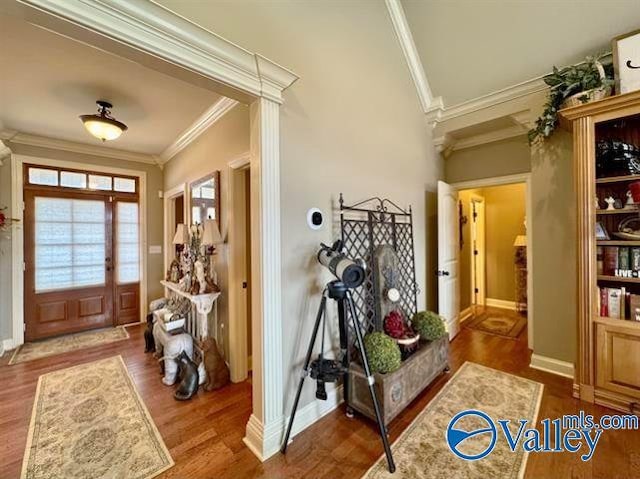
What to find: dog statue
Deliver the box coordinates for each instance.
[144,313,155,353]
[174,351,199,401]
[202,337,230,391]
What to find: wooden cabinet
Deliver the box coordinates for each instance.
[561,91,640,413]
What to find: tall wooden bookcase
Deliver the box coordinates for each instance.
[561,90,640,413]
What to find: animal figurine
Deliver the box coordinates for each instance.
[174,350,199,401]
[202,337,230,391]
[144,313,155,353]
[154,328,194,385]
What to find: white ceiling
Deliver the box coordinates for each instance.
[0,15,221,155]
[402,0,640,106]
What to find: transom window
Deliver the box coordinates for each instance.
[27,166,137,194]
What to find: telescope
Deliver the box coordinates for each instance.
[317,240,365,288]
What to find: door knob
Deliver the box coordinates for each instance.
[436,270,450,277]
[242,281,248,289]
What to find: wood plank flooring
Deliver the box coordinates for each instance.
[1,314,639,478]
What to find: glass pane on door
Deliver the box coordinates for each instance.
[116,202,140,284]
[34,197,105,292]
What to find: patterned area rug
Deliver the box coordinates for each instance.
[364,362,543,479]
[10,327,130,365]
[465,313,527,339]
[21,356,173,479]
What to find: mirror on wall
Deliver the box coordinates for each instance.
[190,171,220,226]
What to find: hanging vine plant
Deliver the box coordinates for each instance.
[528,54,614,145]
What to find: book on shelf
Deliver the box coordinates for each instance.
[597,246,604,275]
[608,288,623,319]
[598,287,640,321]
[603,247,619,275]
[632,247,640,271]
[631,294,640,321]
[619,247,630,271]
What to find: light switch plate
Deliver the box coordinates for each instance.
[149,245,162,254]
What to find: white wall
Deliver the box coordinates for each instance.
[0,158,13,344]
[146,0,443,416]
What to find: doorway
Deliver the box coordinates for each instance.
[23,164,140,340]
[228,155,252,382]
[438,174,533,347]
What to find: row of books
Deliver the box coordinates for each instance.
[597,246,640,276]
[598,287,640,321]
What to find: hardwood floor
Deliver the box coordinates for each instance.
[1,320,639,478]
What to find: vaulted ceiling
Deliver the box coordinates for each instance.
[401,0,640,106]
[0,15,221,155]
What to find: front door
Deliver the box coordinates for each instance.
[24,191,113,340]
[437,180,461,338]
[23,164,140,341]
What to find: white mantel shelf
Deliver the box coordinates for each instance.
[161,280,220,339]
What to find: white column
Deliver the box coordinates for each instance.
[243,97,284,460]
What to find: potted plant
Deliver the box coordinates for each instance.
[529,54,614,144]
[412,310,447,341]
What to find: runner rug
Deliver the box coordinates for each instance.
[21,356,173,479]
[10,327,129,365]
[364,362,543,479]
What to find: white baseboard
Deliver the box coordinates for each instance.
[530,353,574,379]
[485,298,517,310]
[1,338,15,356]
[459,307,472,323]
[244,384,343,461]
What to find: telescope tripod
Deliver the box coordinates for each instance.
[280,280,396,473]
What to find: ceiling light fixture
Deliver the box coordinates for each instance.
[80,100,128,142]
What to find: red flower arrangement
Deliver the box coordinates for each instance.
[384,310,412,339]
[0,206,19,232]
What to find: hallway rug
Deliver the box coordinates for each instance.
[465,312,527,339]
[20,355,173,479]
[364,362,543,479]
[9,327,130,365]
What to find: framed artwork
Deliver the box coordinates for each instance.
[595,221,610,240]
[612,29,640,94]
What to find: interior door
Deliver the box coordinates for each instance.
[437,180,461,338]
[471,196,486,307]
[24,191,113,340]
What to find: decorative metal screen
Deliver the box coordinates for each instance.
[340,194,418,340]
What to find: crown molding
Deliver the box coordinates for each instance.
[427,77,547,127]
[160,97,238,163]
[0,130,160,165]
[18,0,299,104]
[384,0,434,112]
[0,139,11,165]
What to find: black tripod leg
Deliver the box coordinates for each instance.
[281,293,327,454]
[337,297,351,413]
[347,295,396,473]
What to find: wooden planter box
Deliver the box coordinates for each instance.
[347,335,449,425]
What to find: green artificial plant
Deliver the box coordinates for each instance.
[528,54,613,144]
[412,311,447,341]
[363,332,401,374]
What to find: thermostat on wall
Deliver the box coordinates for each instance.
[307,208,324,230]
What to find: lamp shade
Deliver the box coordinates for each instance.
[202,219,223,246]
[173,223,189,245]
[80,101,128,142]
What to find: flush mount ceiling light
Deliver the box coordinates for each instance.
[79,100,128,142]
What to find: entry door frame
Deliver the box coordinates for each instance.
[469,193,486,307]
[452,173,534,349]
[11,154,148,345]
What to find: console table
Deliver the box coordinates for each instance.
[160,280,221,341]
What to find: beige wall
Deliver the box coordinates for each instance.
[5,143,166,313]
[0,157,13,342]
[483,183,526,302]
[163,104,250,360]
[443,101,575,363]
[446,136,531,183]
[156,0,442,413]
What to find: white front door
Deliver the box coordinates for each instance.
[437,180,461,338]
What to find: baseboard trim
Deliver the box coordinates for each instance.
[244,385,343,461]
[1,338,15,356]
[459,307,472,323]
[485,298,517,310]
[530,354,575,379]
